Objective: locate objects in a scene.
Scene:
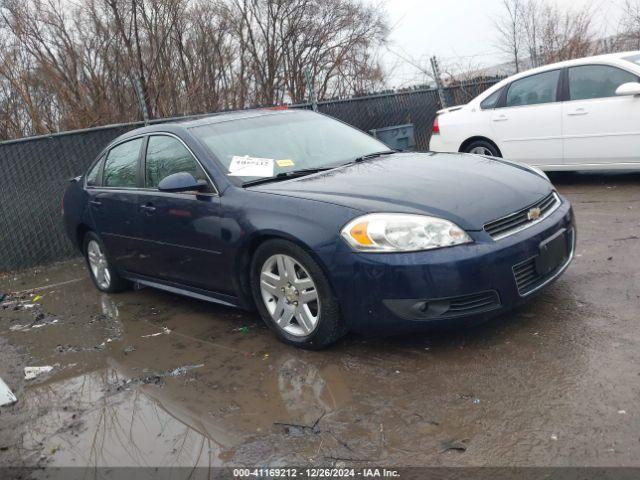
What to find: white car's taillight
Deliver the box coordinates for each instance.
[432,116,440,135]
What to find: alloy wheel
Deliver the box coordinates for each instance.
[87,240,111,290]
[469,146,493,155]
[259,254,320,337]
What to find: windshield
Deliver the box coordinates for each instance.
[189,111,391,184]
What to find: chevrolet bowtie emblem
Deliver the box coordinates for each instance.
[527,207,542,221]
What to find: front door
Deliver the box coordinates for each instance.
[137,134,230,294]
[89,137,144,273]
[562,64,640,165]
[490,69,563,166]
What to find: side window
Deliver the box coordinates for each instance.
[480,88,503,109]
[568,65,638,101]
[506,70,560,107]
[103,138,143,188]
[145,135,210,191]
[86,156,104,187]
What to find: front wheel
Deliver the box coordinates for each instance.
[464,140,501,157]
[250,239,347,349]
[83,232,131,293]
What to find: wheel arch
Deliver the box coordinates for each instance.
[459,136,502,157]
[76,223,92,251]
[235,231,337,310]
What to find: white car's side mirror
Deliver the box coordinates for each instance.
[615,82,640,96]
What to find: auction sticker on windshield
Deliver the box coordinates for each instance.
[229,155,274,177]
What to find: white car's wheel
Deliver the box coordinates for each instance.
[465,140,500,157]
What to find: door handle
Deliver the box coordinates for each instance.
[568,108,588,116]
[89,200,102,207]
[140,203,156,214]
[493,114,508,122]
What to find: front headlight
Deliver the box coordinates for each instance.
[341,213,472,253]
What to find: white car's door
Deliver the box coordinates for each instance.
[490,69,563,166]
[562,64,640,165]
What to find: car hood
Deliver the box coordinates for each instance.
[250,152,553,230]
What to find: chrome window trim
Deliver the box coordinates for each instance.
[487,192,562,241]
[143,132,219,196]
[84,132,219,196]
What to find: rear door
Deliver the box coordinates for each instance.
[137,134,230,294]
[562,64,640,165]
[490,69,563,166]
[88,137,144,273]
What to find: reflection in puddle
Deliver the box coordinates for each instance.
[23,371,218,467]
[19,354,349,468]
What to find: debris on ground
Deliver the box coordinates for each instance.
[167,364,204,377]
[0,291,41,311]
[123,345,136,354]
[274,412,326,436]
[24,366,54,381]
[105,364,205,393]
[439,438,469,453]
[0,376,17,407]
[141,327,171,338]
[10,316,59,332]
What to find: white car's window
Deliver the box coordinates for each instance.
[568,65,638,101]
[506,70,560,107]
[480,88,502,109]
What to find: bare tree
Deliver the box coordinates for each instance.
[495,0,524,73]
[495,0,596,74]
[620,0,640,49]
[0,0,388,140]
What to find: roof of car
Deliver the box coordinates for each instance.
[466,50,640,106]
[119,108,302,138]
[514,50,640,75]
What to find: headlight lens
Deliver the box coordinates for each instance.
[341,213,472,252]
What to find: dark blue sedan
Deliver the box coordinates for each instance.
[62,109,575,348]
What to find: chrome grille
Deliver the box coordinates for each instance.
[484,192,561,240]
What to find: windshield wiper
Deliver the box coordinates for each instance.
[350,150,397,164]
[242,167,333,187]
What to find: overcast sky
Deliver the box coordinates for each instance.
[371,0,626,88]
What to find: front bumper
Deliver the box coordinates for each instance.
[327,196,575,334]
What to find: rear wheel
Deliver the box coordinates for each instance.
[250,239,347,349]
[83,232,131,293]
[464,140,500,157]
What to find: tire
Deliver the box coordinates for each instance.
[83,231,131,293]
[464,140,501,157]
[250,239,347,349]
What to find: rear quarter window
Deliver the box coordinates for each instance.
[85,156,104,187]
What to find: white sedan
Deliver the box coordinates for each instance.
[429,51,640,171]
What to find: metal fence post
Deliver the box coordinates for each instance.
[430,56,447,109]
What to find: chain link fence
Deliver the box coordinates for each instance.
[0,80,499,271]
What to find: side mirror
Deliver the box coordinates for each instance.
[615,82,640,96]
[158,172,208,193]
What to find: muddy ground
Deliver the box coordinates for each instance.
[0,172,638,473]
